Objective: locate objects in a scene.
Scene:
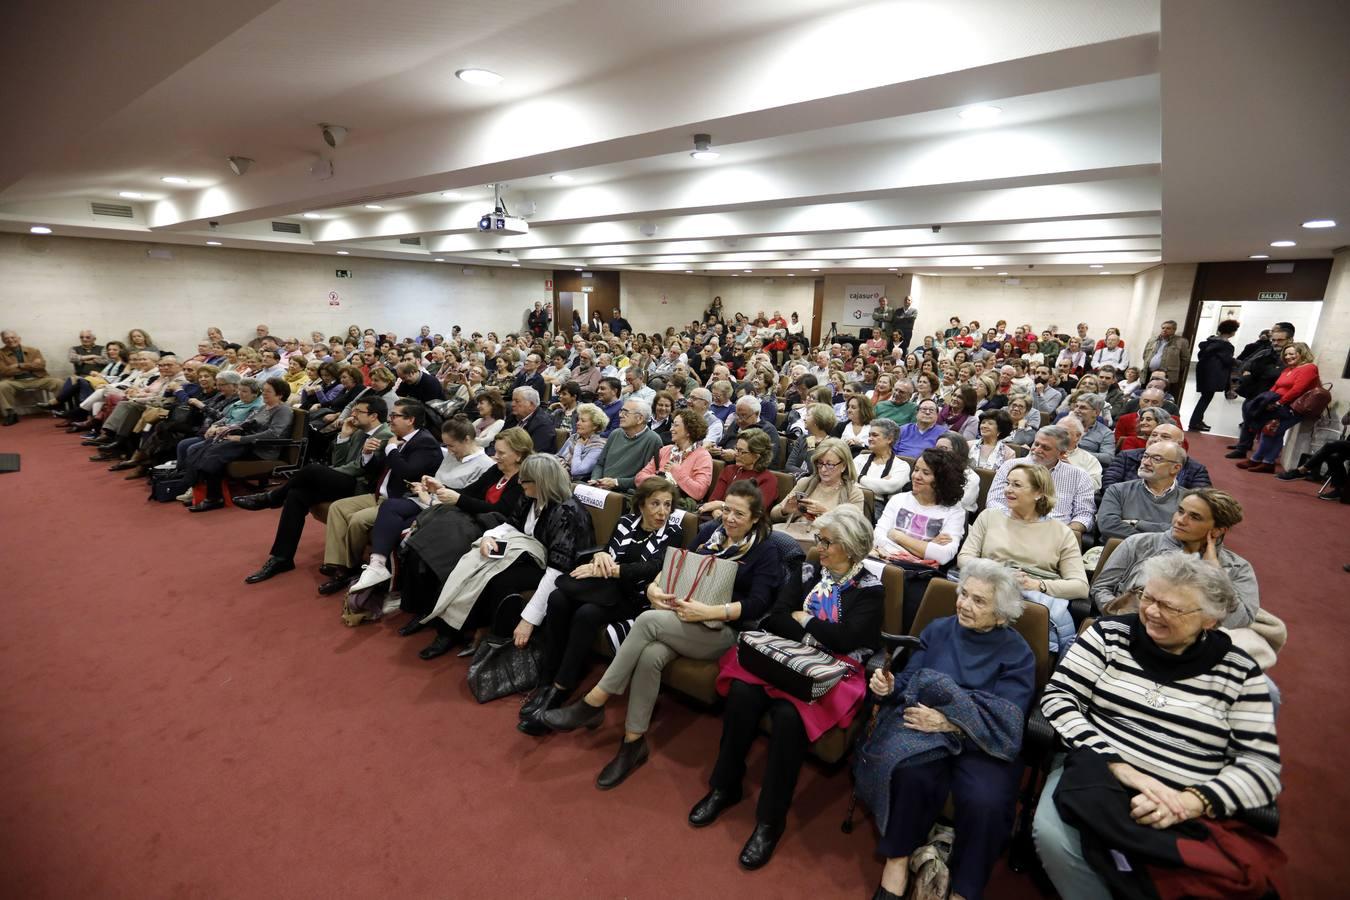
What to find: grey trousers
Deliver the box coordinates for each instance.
[596,609,736,735]
[1031,761,1112,900]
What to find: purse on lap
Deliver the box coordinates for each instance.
[658,547,739,629]
[736,629,850,702]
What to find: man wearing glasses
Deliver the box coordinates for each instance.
[1096,440,1187,542]
[590,398,662,491]
[892,399,944,457]
[315,398,443,594]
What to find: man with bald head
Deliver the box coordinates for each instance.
[1100,423,1211,495]
[1096,439,1188,541]
[0,330,65,425]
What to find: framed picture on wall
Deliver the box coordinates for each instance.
[1218,304,1241,323]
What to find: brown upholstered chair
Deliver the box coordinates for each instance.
[227,413,307,488]
[973,466,996,512]
[771,470,796,508]
[1091,536,1123,583]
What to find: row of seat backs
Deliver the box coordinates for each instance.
[226,412,307,480]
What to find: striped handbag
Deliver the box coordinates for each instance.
[737,630,850,702]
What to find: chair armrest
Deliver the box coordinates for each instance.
[1069,598,1093,627]
[1235,802,1280,837]
[1022,705,1058,760]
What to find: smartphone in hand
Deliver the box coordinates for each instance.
[486,541,507,559]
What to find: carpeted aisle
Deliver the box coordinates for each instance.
[0,422,1343,897]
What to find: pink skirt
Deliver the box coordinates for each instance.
[716,646,867,742]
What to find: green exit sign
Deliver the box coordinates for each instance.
[1257,291,1287,300]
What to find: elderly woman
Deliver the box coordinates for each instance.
[542,481,786,790]
[1034,553,1282,900]
[697,506,883,869]
[959,462,1087,655]
[786,403,838,476]
[418,453,594,666]
[860,559,1036,900]
[854,418,910,505]
[971,408,1016,468]
[700,428,779,516]
[519,479,682,735]
[556,402,610,480]
[772,437,864,547]
[634,407,713,506]
[1120,406,1172,452]
[648,390,676,444]
[1006,392,1040,447]
[185,377,295,513]
[1068,392,1115,466]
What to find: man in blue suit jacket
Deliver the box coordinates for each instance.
[318,398,444,593]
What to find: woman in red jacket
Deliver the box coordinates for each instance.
[1237,342,1320,473]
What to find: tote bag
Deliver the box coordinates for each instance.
[658,546,739,628]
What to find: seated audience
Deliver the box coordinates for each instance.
[785,403,837,476]
[556,403,610,481]
[1058,415,1103,489]
[859,558,1035,900]
[937,385,979,440]
[700,429,779,517]
[1119,406,1173,452]
[519,479,682,735]
[1101,423,1211,494]
[986,427,1096,539]
[502,386,556,453]
[183,377,295,513]
[473,389,505,448]
[1005,392,1039,446]
[1277,411,1350,501]
[1235,341,1321,473]
[633,408,713,506]
[970,408,1016,468]
[701,506,882,870]
[0,330,66,426]
[893,398,944,456]
[853,418,910,503]
[1069,393,1115,467]
[933,431,980,513]
[686,387,724,448]
[1034,553,1282,900]
[1096,440,1186,541]
[839,394,873,453]
[717,395,782,463]
[1112,387,1165,447]
[770,438,864,547]
[540,481,785,790]
[874,377,918,426]
[960,462,1088,655]
[590,397,663,492]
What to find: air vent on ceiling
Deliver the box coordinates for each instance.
[91,202,134,218]
[271,221,303,234]
[399,237,422,246]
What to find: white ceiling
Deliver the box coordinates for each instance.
[0,0,1342,277]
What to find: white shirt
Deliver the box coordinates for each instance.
[867,492,967,578]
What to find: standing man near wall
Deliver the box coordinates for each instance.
[1140,319,1192,402]
[871,295,891,345]
[894,295,917,355]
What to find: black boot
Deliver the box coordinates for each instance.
[539,699,605,734]
[738,822,784,870]
[518,686,566,736]
[596,736,648,790]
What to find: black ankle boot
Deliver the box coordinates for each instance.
[518,686,566,736]
[596,736,649,790]
[519,684,560,720]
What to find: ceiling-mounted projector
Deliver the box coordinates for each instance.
[478,208,528,235]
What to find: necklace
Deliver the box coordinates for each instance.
[495,475,511,490]
[1143,682,1168,709]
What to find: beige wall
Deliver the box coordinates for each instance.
[1312,248,1350,410]
[820,274,914,336]
[0,233,551,369]
[619,273,814,334]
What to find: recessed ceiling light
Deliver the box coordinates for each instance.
[1248,254,1269,259]
[887,268,898,272]
[205,241,222,246]
[1088,264,1104,268]
[574,267,583,271]
[743,269,753,273]
[1099,271,1112,275]
[787,273,795,277]
[30,225,52,234]
[957,105,1001,123]
[972,266,985,270]
[690,149,720,161]
[550,174,574,184]
[731,274,739,277]
[1270,240,1296,247]
[1302,219,1336,229]
[456,68,503,86]
[433,258,445,262]
[302,212,322,219]
[685,269,693,273]
[997,272,1009,276]
[510,263,520,267]
[336,250,349,255]
[363,204,383,210]
[118,191,143,199]
[160,176,190,185]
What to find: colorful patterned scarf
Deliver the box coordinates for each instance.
[804,561,863,623]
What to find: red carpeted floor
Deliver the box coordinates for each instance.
[0,421,1345,898]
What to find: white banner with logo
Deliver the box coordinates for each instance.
[843,284,884,329]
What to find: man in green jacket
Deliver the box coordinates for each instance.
[590,397,662,492]
[239,396,394,582]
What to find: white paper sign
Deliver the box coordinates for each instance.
[572,483,609,509]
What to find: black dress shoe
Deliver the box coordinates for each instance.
[737,822,783,870]
[318,563,346,578]
[81,436,110,446]
[245,556,296,584]
[317,573,354,596]
[872,885,904,900]
[596,736,648,790]
[232,492,275,511]
[688,788,742,828]
[1224,450,1247,459]
[418,634,455,660]
[397,616,427,637]
[90,452,120,462]
[108,460,140,472]
[1,411,18,427]
[188,498,225,513]
[518,686,566,736]
[1277,469,1307,481]
[540,700,606,734]
[519,684,560,720]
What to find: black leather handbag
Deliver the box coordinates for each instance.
[465,593,541,703]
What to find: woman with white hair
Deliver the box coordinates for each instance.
[859,558,1036,900]
[1034,552,1282,900]
[694,505,884,870]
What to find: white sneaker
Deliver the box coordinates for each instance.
[349,560,391,593]
[176,490,194,503]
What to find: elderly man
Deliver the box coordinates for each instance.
[0,331,66,425]
[317,399,443,594]
[1067,393,1115,467]
[395,361,445,404]
[46,329,113,415]
[501,386,556,452]
[807,351,832,384]
[570,348,602,396]
[875,378,918,425]
[511,352,546,397]
[987,425,1096,538]
[717,395,782,463]
[590,397,663,491]
[1096,439,1187,541]
[84,355,190,456]
[1060,416,1104,489]
[247,324,271,351]
[1140,319,1191,400]
[1113,387,1166,447]
[893,398,944,456]
[687,387,724,448]
[1101,423,1211,494]
[622,366,656,403]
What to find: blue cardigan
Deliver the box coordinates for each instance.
[694,521,784,627]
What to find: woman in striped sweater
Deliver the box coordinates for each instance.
[1033,551,1281,899]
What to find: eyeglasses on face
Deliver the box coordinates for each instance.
[813,534,837,550]
[1141,452,1176,465]
[1139,591,1200,619]
[815,459,842,469]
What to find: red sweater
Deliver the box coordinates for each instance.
[1272,363,1319,404]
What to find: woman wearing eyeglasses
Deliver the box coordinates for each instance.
[697,506,883,870]
[1035,552,1282,900]
[770,438,864,549]
[541,481,785,793]
[700,429,779,517]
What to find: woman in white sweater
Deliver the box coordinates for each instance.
[871,447,968,569]
[853,418,911,508]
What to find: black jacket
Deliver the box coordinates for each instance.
[361,428,443,499]
[502,408,557,453]
[532,498,596,573]
[1194,336,1236,393]
[397,373,445,403]
[1236,346,1285,399]
[510,370,546,398]
[761,567,884,655]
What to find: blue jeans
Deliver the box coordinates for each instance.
[1032,759,1113,900]
[1251,405,1299,464]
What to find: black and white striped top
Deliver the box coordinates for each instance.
[608,512,677,565]
[1041,615,1281,817]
